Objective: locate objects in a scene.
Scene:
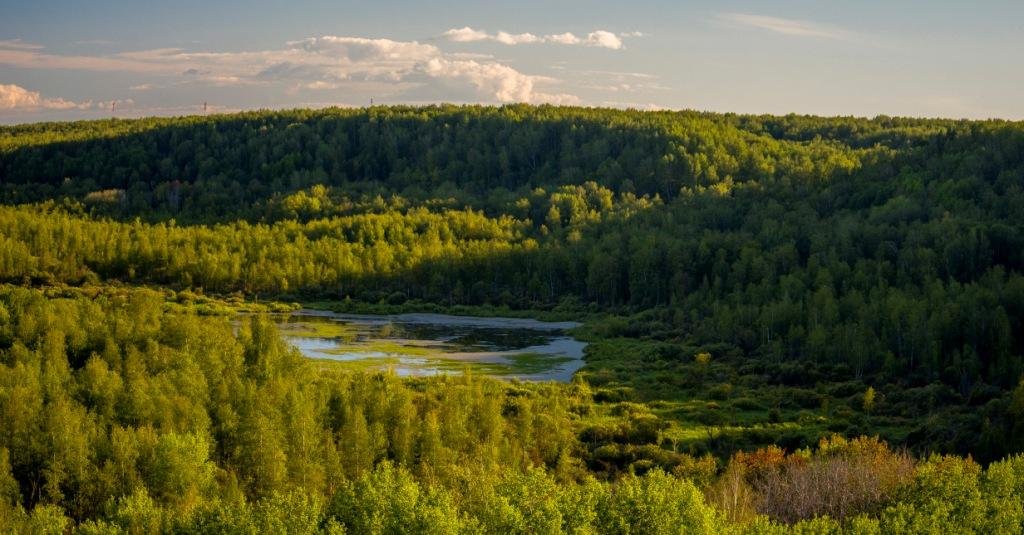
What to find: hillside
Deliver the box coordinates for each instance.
[1,105,1024,532]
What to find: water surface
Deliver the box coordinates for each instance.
[275,310,586,382]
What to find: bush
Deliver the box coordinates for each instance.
[736,436,915,524]
[732,397,766,411]
[329,462,461,534]
[597,470,717,534]
[885,454,985,533]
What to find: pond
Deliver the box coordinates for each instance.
[274,310,587,382]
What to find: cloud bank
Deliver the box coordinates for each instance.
[442,27,635,50]
[0,35,578,104]
[0,83,86,111]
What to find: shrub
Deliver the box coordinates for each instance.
[597,470,717,535]
[734,437,914,524]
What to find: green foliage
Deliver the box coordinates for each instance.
[2,107,1023,419]
[979,455,1024,533]
[253,491,327,535]
[107,488,165,534]
[2,105,1024,532]
[330,462,460,534]
[596,469,717,534]
[862,387,875,413]
[0,287,1022,532]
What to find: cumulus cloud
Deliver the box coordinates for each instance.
[494,32,541,45]
[423,58,533,102]
[0,83,134,115]
[0,35,578,105]
[441,27,635,50]
[545,33,580,46]
[422,58,579,104]
[717,13,858,41]
[289,36,438,64]
[442,27,490,43]
[0,83,87,110]
[588,31,624,49]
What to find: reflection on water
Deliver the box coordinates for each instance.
[275,310,586,382]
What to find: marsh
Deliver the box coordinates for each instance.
[275,310,587,382]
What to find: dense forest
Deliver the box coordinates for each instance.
[1,105,1024,532]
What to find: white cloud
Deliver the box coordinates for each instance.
[717,13,857,41]
[494,31,541,45]
[584,31,623,50]
[0,83,87,110]
[441,27,634,49]
[442,27,490,42]
[288,36,438,65]
[545,32,580,45]
[0,35,580,105]
[423,58,533,102]
[421,58,578,104]
[444,27,545,46]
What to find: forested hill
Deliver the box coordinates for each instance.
[4,106,1024,532]
[3,105,1020,223]
[1,105,854,221]
[2,105,1024,454]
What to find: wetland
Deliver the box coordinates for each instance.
[274,310,587,381]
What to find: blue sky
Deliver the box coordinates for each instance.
[1,0,1022,123]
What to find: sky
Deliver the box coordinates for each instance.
[1,0,1022,123]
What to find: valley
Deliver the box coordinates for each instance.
[1,105,1022,533]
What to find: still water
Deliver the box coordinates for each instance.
[274,310,587,382]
